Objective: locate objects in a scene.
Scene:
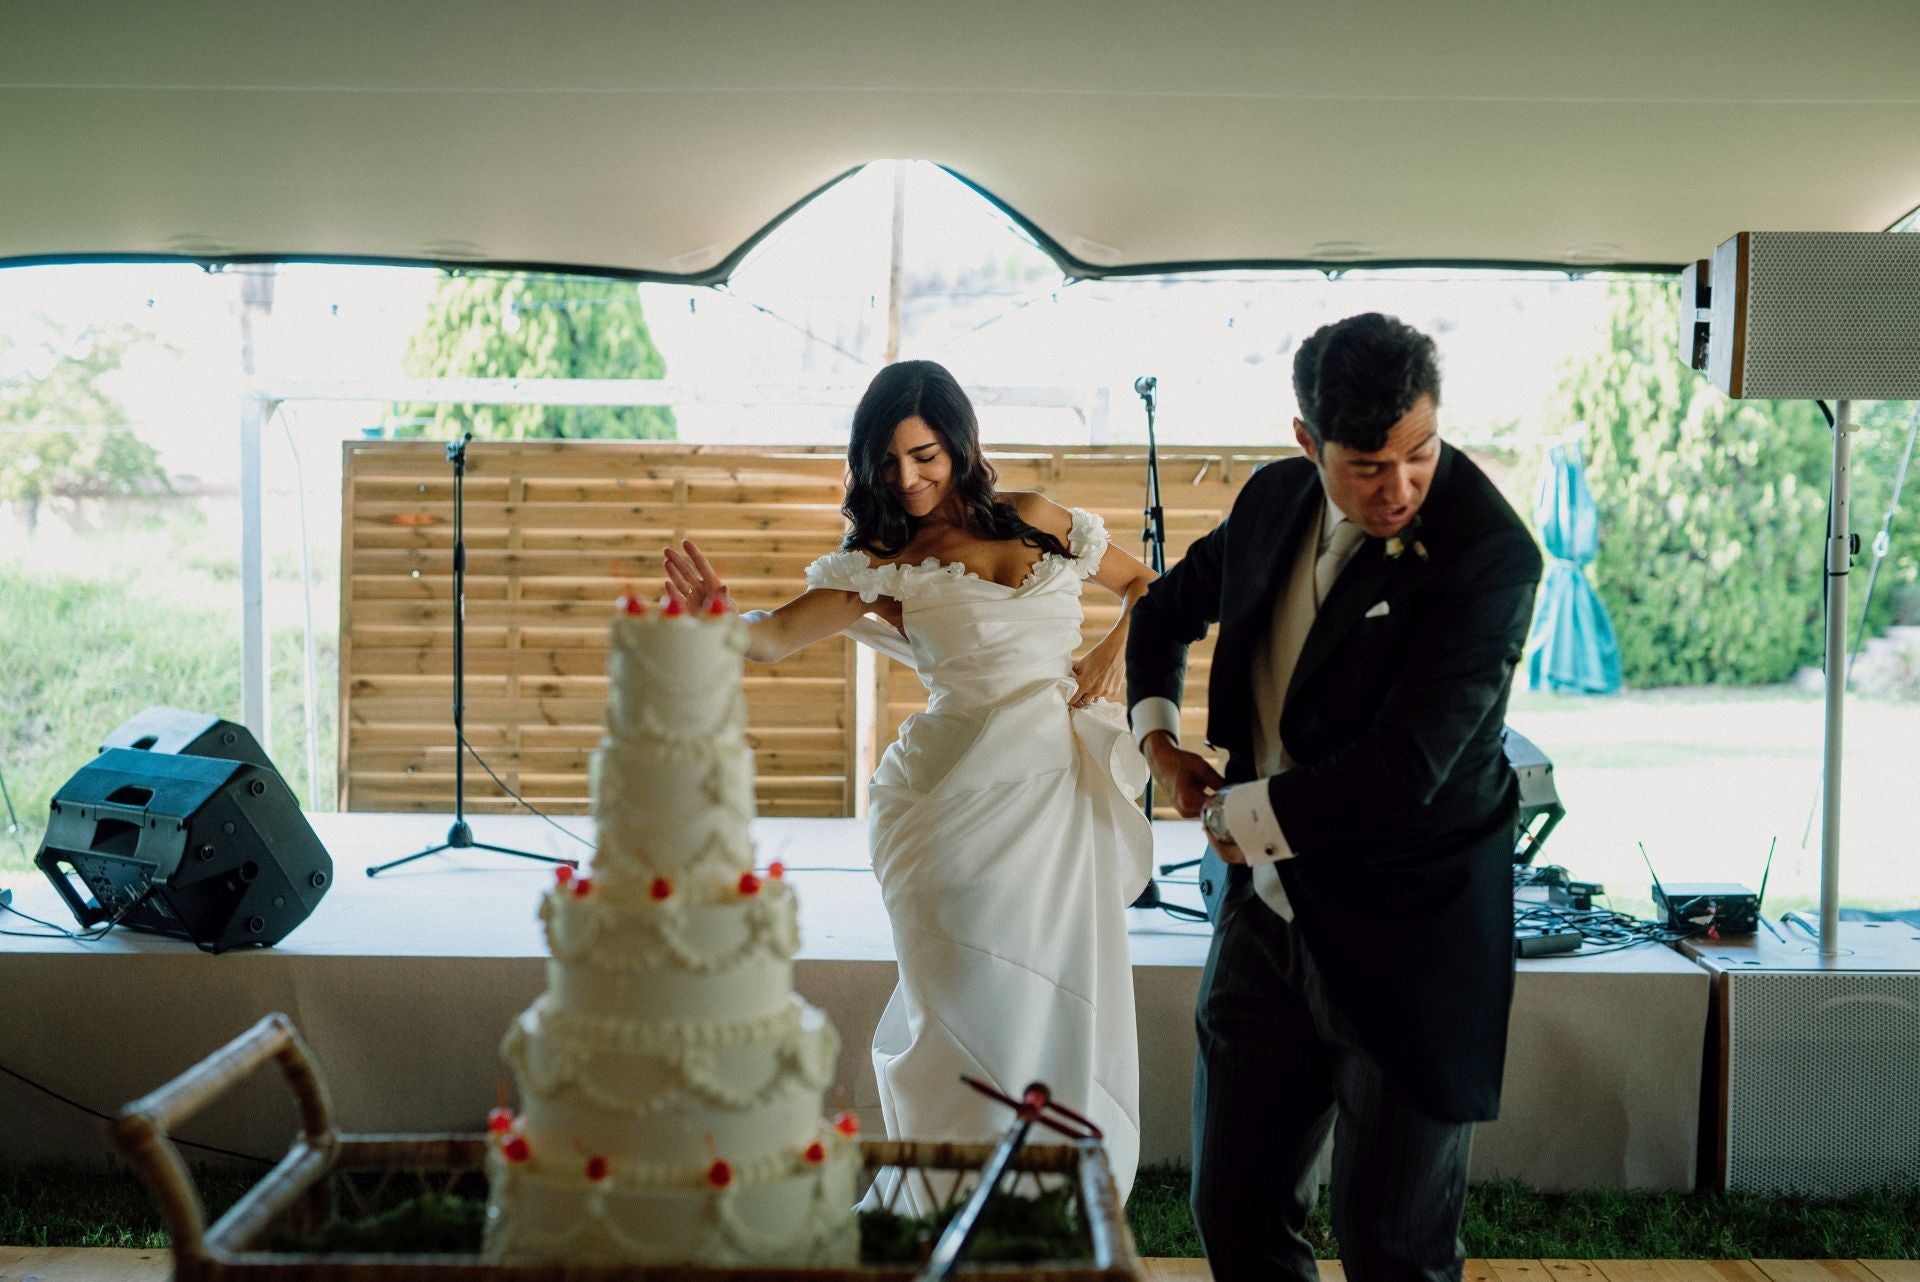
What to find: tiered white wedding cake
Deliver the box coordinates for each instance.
[484,598,860,1266]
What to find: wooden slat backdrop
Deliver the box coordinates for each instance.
[340,441,1294,818]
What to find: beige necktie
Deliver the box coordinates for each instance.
[1248,514,1364,920]
[1315,519,1365,607]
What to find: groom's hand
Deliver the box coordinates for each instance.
[1141,731,1225,818]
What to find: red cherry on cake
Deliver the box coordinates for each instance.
[487,1107,514,1134]
[705,595,728,616]
[768,861,786,880]
[832,1111,860,1138]
[706,1159,733,1188]
[501,1135,531,1163]
[585,1155,609,1182]
[803,1141,827,1165]
[616,594,646,616]
[737,871,762,897]
[572,876,594,898]
[662,594,685,618]
[554,865,573,886]
[649,877,673,902]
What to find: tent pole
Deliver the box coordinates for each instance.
[237,268,276,746]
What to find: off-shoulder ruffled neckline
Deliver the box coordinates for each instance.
[807,508,1107,600]
[814,550,1060,594]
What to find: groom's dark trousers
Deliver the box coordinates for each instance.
[1193,866,1472,1281]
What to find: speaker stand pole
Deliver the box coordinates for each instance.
[1815,401,1854,955]
[367,435,580,878]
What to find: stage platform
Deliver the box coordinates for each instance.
[1,813,1708,1189]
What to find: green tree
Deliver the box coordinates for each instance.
[1556,279,1917,687]
[0,322,170,530]
[398,275,676,440]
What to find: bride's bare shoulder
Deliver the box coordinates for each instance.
[1004,490,1073,539]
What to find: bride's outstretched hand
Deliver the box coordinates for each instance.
[662,539,731,613]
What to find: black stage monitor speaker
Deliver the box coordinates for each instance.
[98,705,273,770]
[1503,726,1565,865]
[34,747,332,953]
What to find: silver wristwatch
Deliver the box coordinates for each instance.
[1201,790,1233,846]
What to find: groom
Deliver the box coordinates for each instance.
[1126,313,1542,1282]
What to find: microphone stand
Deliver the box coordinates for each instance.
[1126,378,1207,922]
[1133,375,1167,822]
[367,435,579,878]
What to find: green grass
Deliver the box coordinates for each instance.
[0,1162,258,1249]
[5,1161,1914,1258]
[1458,1179,1920,1260]
[0,564,336,879]
[1126,1163,1920,1259]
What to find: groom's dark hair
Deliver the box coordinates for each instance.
[1293,313,1441,454]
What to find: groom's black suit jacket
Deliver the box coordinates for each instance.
[1127,443,1542,1123]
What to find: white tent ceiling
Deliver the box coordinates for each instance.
[3,1,1917,280]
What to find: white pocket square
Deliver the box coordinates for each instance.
[1364,600,1391,619]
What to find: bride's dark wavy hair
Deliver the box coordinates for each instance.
[842,360,1070,560]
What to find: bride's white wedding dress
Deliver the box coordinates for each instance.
[805,509,1151,1209]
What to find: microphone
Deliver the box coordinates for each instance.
[1133,375,1157,400]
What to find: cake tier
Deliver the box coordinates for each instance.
[604,612,747,744]
[587,737,755,882]
[483,1121,859,1267]
[543,873,798,968]
[540,878,797,1023]
[504,993,839,1168]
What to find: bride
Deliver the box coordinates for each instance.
[663,360,1154,1205]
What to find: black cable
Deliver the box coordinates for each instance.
[1511,897,1702,955]
[0,896,122,943]
[1512,865,1704,954]
[0,1059,273,1165]
[458,736,596,851]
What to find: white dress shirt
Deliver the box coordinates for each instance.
[1131,498,1361,916]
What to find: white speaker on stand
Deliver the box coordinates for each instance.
[1680,232,1920,953]
[1677,231,1920,1192]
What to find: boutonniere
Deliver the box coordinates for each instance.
[1383,518,1428,561]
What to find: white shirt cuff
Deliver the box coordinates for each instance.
[1129,697,1182,751]
[1219,781,1294,866]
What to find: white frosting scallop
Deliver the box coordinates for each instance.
[589,740,757,881]
[542,877,800,975]
[602,613,748,742]
[483,1124,860,1267]
[505,998,839,1166]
